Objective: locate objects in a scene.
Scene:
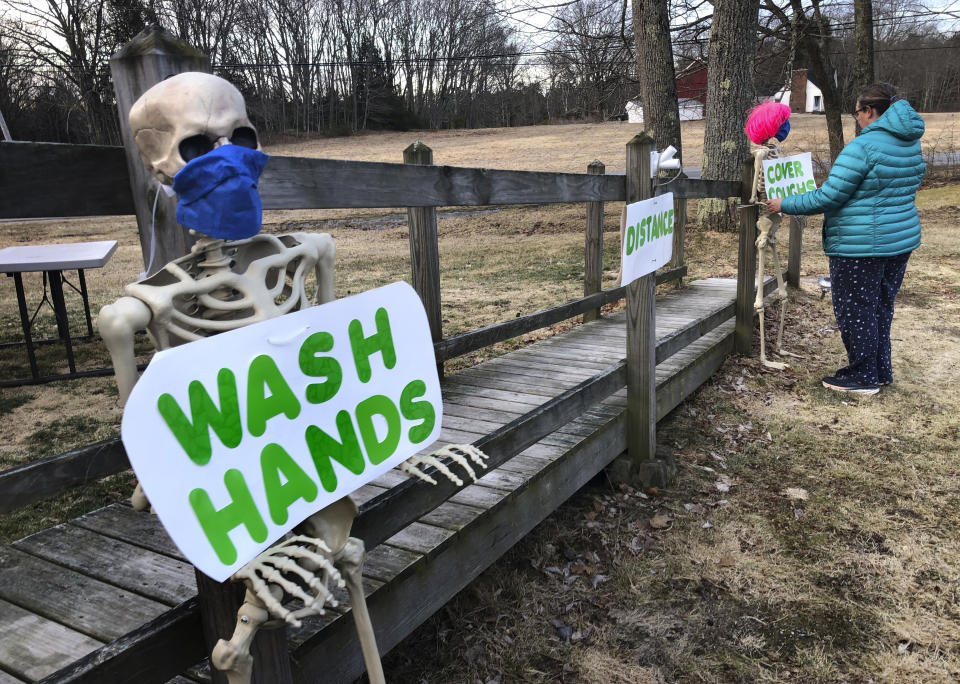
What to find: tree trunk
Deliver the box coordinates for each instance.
[793,0,844,159]
[698,0,761,232]
[632,0,682,159]
[854,0,874,135]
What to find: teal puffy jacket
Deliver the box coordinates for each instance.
[781,99,925,257]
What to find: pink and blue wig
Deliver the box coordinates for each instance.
[745,101,791,144]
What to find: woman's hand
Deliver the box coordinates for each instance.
[766,197,784,213]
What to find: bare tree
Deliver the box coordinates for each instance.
[632,0,682,159]
[699,0,761,230]
[5,0,120,143]
[545,0,634,119]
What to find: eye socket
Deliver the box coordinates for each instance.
[179,134,214,162]
[230,127,258,149]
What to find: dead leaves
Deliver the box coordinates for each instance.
[649,512,672,529]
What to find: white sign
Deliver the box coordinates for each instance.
[761,152,817,200]
[121,282,442,581]
[620,192,675,287]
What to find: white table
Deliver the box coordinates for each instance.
[0,240,117,383]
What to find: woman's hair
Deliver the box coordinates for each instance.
[857,83,900,116]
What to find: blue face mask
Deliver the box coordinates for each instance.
[774,119,791,142]
[172,145,269,240]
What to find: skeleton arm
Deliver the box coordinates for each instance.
[98,296,153,405]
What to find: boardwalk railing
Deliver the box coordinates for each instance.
[0,26,804,684]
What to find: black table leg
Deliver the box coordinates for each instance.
[47,269,76,374]
[11,272,40,381]
[77,269,93,337]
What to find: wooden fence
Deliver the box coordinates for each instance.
[0,26,806,684]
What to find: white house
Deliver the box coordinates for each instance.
[625,97,704,124]
[774,69,829,113]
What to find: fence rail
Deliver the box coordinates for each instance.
[0,141,742,219]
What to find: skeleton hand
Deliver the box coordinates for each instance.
[233,535,345,628]
[401,443,490,487]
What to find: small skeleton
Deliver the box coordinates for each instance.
[100,72,487,684]
[748,139,803,369]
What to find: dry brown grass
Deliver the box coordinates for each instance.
[1,117,959,683]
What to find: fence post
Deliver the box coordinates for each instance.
[787,215,802,288]
[583,160,605,322]
[112,29,293,684]
[666,172,687,285]
[736,157,759,355]
[111,26,209,274]
[613,133,673,487]
[403,141,443,376]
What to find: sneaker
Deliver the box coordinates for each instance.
[822,376,880,395]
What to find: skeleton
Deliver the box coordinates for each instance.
[99,72,488,684]
[748,140,802,369]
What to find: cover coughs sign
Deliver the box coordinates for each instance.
[121,282,442,581]
[761,152,817,200]
[620,192,675,287]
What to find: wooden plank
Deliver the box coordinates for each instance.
[787,215,802,288]
[655,177,741,200]
[0,670,25,684]
[260,155,626,209]
[418,501,486,532]
[584,160,605,322]
[383,522,456,556]
[0,438,128,514]
[433,265,685,362]
[35,598,205,684]
[624,133,658,472]
[13,524,195,606]
[290,402,628,683]
[72,504,185,560]
[404,142,443,372]
[362,545,422,584]
[0,598,103,682]
[351,359,628,549]
[110,27,210,273]
[0,142,133,219]
[0,547,169,641]
[736,158,758,354]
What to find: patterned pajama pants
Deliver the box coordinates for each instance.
[828,252,911,385]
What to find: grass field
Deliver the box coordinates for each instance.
[1,115,959,682]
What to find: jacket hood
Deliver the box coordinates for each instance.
[865,99,925,141]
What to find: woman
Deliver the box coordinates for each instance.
[767,83,925,395]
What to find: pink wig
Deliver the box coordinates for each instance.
[745,101,791,144]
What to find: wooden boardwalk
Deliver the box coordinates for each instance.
[0,278,743,684]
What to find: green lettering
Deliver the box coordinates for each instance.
[399,379,435,443]
[348,307,397,383]
[299,332,342,404]
[304,411,365,492]
[158,368,242,465]
[639,217,647,246]
[261,443,318,525]
[766,165,776,184]
[666,209,675,234]
[806,179,816,192]
[247,354,300,437]
[356,395,401,465]
[793,160,803,178]
[188,469,267,565]
[626,223,636,255]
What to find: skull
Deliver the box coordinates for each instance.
[129,72,260,184]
